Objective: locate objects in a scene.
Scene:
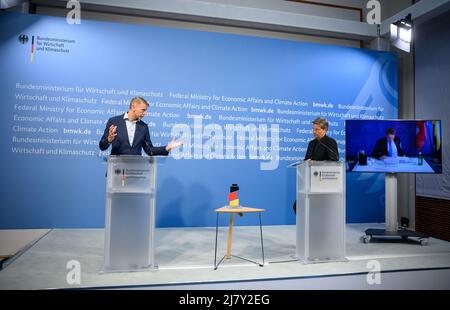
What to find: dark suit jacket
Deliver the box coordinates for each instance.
[99,114,169,156]
[371,137,404,159]
[304,135,339,161]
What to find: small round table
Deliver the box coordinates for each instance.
[214,206,265,270]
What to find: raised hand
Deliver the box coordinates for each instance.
[107,125,117,143]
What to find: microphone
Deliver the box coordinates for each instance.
[317,137,339,160]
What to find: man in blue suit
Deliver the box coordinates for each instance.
[371,128,405,159]
[99,96,182,155]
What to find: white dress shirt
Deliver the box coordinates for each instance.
[124,113,137,146]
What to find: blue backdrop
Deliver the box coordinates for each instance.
[0,12,398,228]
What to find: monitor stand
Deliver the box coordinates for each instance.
[361,173,429,245]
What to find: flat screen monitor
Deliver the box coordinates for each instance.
[345,119,442,173]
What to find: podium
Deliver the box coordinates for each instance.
[102,155,158,272]
[290,160,346,264]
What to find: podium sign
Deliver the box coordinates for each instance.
[309,165,343,193]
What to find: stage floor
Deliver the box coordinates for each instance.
[0,224,450,289]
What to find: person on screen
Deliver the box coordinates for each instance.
[293,117,339,213]
[99,96,182,156]
[371,128,404,159]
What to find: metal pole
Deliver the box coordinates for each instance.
[385,173,398,232]
[214,212,219,269]
[259,212,265,266]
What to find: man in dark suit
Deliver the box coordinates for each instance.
[371,128,404,159]
[99,96,182,155]
[293,117,339,213]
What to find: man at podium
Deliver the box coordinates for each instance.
[293,117,339,213]
[99,96,182,155]
[305,117,339,161]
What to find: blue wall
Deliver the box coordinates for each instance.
[0,12,398,228]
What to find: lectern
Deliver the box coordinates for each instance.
[290,160,346,264]
[102,155,158,272]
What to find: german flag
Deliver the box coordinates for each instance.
[416,121,426,150]
[30,35,35,63]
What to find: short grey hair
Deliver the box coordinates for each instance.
[312,117,329,130]
[129,96,149,108]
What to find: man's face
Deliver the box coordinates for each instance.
[130,102,148,121]
[387,134,395,142]
[312,124,326,139]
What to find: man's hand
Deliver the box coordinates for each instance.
[107,125,117,143]
[165,137,183,152]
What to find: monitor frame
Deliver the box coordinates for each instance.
[345,119,443,174]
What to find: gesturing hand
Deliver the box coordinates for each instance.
[165,137,184,152]
[107,125,117,143]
